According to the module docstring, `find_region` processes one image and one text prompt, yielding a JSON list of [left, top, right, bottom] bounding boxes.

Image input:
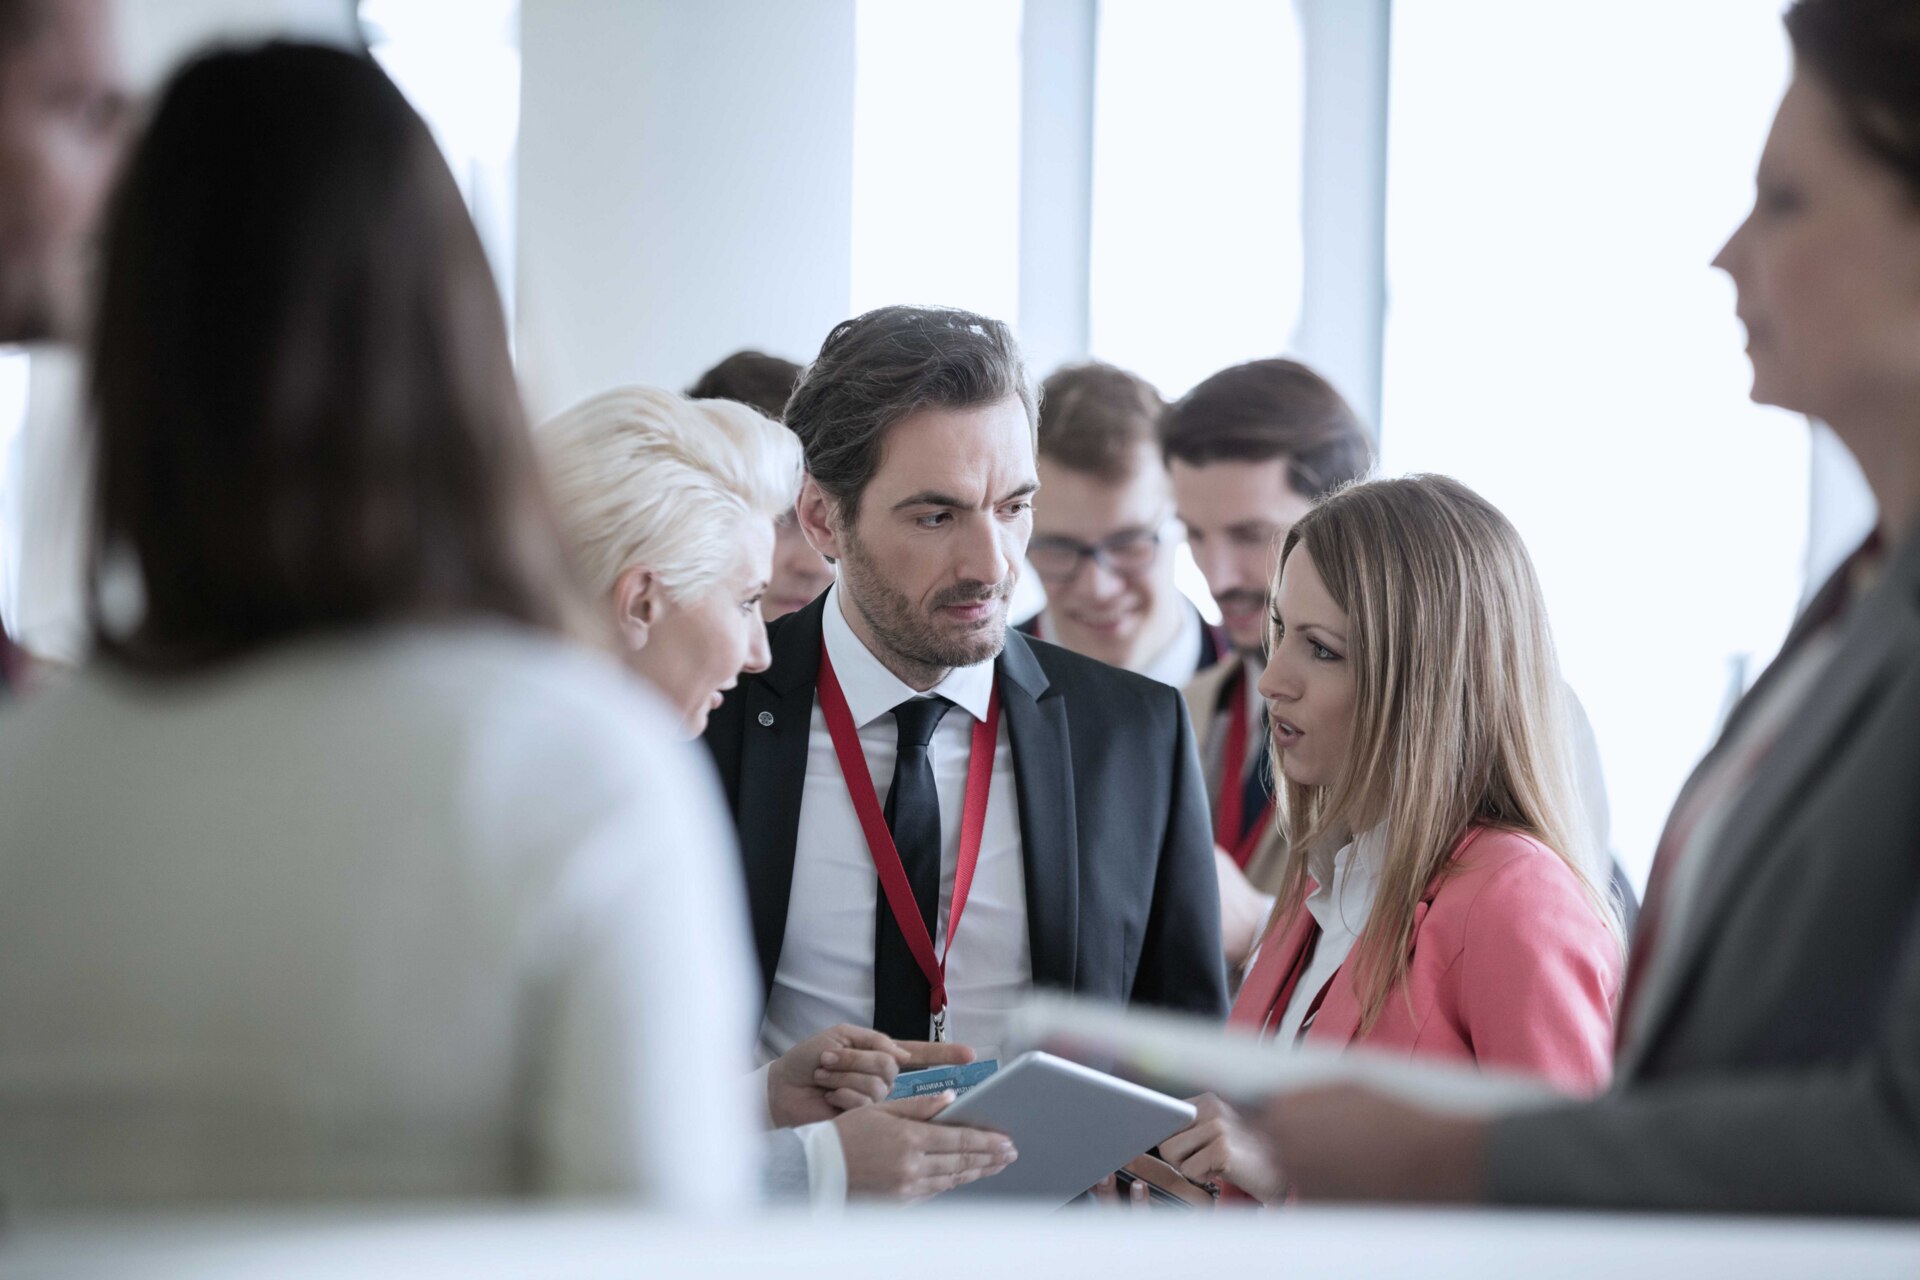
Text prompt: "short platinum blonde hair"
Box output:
[[538, 385, 804, 600]]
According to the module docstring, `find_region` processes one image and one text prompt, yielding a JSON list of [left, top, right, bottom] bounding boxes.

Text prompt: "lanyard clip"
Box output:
[[931, 1006, 948, 1044]]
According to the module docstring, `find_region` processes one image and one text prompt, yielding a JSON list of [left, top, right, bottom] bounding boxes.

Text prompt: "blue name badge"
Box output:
[[888, 1058, 999, 1101]]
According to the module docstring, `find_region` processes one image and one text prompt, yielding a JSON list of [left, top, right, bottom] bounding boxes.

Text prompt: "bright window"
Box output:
[[1087, 0, 1305, 399], [1380, 1, 1806, 886], [361, 0, 521, 315], [851, 0, 1023, 323]]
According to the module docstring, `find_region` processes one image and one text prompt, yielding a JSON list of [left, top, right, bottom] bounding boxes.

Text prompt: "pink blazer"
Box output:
[[1228, 826, 1621, 1096]]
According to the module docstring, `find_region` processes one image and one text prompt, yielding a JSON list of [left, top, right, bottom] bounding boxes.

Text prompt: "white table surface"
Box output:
[[4, 1204, 1917, 1279]]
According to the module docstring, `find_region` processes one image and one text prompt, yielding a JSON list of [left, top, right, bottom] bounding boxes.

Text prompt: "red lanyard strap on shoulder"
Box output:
[[818, 647, 999, 1018]]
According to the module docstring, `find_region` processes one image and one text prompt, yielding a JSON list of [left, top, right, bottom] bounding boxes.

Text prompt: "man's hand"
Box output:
[[1157, 1092, 1284, 1202], [835, 1092, 1017, 1200], [1258, 1085, 1487, 1202], [1215, 848, 1274, 970], [767, 1024, 976, 1127]]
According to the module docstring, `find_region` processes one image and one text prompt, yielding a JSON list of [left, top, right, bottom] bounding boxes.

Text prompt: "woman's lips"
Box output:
[[1272, 717, 1304, 748]]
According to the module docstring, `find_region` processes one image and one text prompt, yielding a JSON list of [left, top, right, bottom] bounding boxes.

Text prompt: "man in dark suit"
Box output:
[[706, 306, 1226, 1085]]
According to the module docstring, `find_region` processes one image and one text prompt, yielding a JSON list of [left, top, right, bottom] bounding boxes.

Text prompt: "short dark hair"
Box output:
[[1785, 0, 1920, 201], [785, 305, 1035, 517], [87, 42, 581, 672], [1160, 357, 1372, 501], [686, 349, 803, 420], [1037, 362, 1166, 484]]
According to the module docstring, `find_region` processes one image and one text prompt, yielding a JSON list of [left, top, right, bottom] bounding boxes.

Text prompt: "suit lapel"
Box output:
[[1620, 534, 1920, 1078], [735, 595, 825, 998], [997, 629, 1079, 992]]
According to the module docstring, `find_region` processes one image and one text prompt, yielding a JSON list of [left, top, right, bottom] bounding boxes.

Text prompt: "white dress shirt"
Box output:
[[758, 585, 1032, 1064], [1030, 602, 1203, 689], [0, 624, 760, 1212]]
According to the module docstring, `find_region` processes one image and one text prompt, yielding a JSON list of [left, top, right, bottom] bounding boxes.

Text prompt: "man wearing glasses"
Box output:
[[1020, 362, 1227, 687]]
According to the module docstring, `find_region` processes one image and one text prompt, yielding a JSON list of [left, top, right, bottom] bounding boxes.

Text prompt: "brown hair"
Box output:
[[687, 349, 803, 421], [1786, 0, 1920, 201], [1160, 358, 1372, 500], [1037, 362, 1166, 484], [1269, 475, 1619, 1032], [785, 305, 1035, 519], [87, 42, 583, 672]]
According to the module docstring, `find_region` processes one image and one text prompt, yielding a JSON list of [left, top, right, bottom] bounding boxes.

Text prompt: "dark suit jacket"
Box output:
[[704, 593, 1228, 1024], [1488, 525, 1920, 1215]]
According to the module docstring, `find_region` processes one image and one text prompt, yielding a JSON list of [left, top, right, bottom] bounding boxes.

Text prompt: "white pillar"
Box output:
[[1290, 0, 1390, 432], [1017, 0, 1096, 378], [516, 0, 857, 418]]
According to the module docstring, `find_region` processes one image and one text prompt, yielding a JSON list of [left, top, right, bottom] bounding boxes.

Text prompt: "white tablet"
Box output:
[[932, 1050, 1198, 1205]]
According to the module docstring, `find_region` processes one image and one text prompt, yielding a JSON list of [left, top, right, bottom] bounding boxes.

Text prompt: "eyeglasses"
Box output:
[[1027, 522, 1177, 585]]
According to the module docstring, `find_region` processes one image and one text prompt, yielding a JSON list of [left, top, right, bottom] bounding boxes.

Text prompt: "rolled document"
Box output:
[[1004, 994, 1564, 1116]]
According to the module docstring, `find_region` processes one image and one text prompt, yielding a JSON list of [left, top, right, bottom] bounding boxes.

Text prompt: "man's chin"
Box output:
[[925, 610, 1008, 668]]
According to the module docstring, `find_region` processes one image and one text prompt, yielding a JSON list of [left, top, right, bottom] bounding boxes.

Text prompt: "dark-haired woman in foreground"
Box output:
[[0, 44, 757, 1209], [1258, 0, 1920, 1216]]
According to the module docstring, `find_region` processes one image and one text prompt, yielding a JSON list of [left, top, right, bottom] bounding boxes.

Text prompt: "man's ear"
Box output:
[[794, 474, 844, 565], [612, 564, 663, 651]]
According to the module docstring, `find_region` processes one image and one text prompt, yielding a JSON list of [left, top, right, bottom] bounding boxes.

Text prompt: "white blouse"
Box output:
[[0, 624, 759, 1212], [1265, 827, 1388, 1045]]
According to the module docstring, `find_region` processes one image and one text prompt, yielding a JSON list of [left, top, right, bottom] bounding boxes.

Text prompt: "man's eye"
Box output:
[[916, 513, 949, 529]]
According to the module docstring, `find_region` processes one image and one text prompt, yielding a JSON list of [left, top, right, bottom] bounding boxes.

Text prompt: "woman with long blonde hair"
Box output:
[[1159, 474, 1622, 1201]]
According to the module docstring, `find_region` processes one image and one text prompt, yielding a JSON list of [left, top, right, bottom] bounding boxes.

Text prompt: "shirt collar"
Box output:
[[1033, 603, 1203, 690], [822, 584, 997, 728], [1305, 825, 1388, 939], [1140, 602, 1204, 688]]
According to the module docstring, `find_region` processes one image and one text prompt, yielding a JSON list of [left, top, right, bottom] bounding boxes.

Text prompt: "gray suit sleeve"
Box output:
[[1486, 903, 1920, 1216]]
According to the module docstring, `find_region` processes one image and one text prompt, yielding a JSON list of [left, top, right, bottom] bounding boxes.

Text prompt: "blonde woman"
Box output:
[[538, 385, 1013, 1202], [1159, 474, 1621, 1201], [540, 386, 802, 737]]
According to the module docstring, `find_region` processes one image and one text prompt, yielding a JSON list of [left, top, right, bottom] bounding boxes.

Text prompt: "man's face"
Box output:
[[804, 396, 1036, 681], [0, 0, 127, 343], [1170, 455, 1313, 654], [1030, 446, 1179, 671]]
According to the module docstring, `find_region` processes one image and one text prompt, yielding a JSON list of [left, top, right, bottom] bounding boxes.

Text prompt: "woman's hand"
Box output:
[[1089, 1171, 1150, 1207], [835, 1092, 1017, 1200], [767, 1024, 975, 1127], [1158, 1092, 1286, 1202]]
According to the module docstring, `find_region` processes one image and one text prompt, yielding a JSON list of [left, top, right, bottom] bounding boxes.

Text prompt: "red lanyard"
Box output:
[[818, 648, 1000, 1034], [1215, 665, 1275, 869]]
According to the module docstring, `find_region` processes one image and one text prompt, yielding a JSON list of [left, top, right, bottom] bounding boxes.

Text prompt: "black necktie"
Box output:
[[1239, 706, 1272, 845], [873, 695, 953, 1040]]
